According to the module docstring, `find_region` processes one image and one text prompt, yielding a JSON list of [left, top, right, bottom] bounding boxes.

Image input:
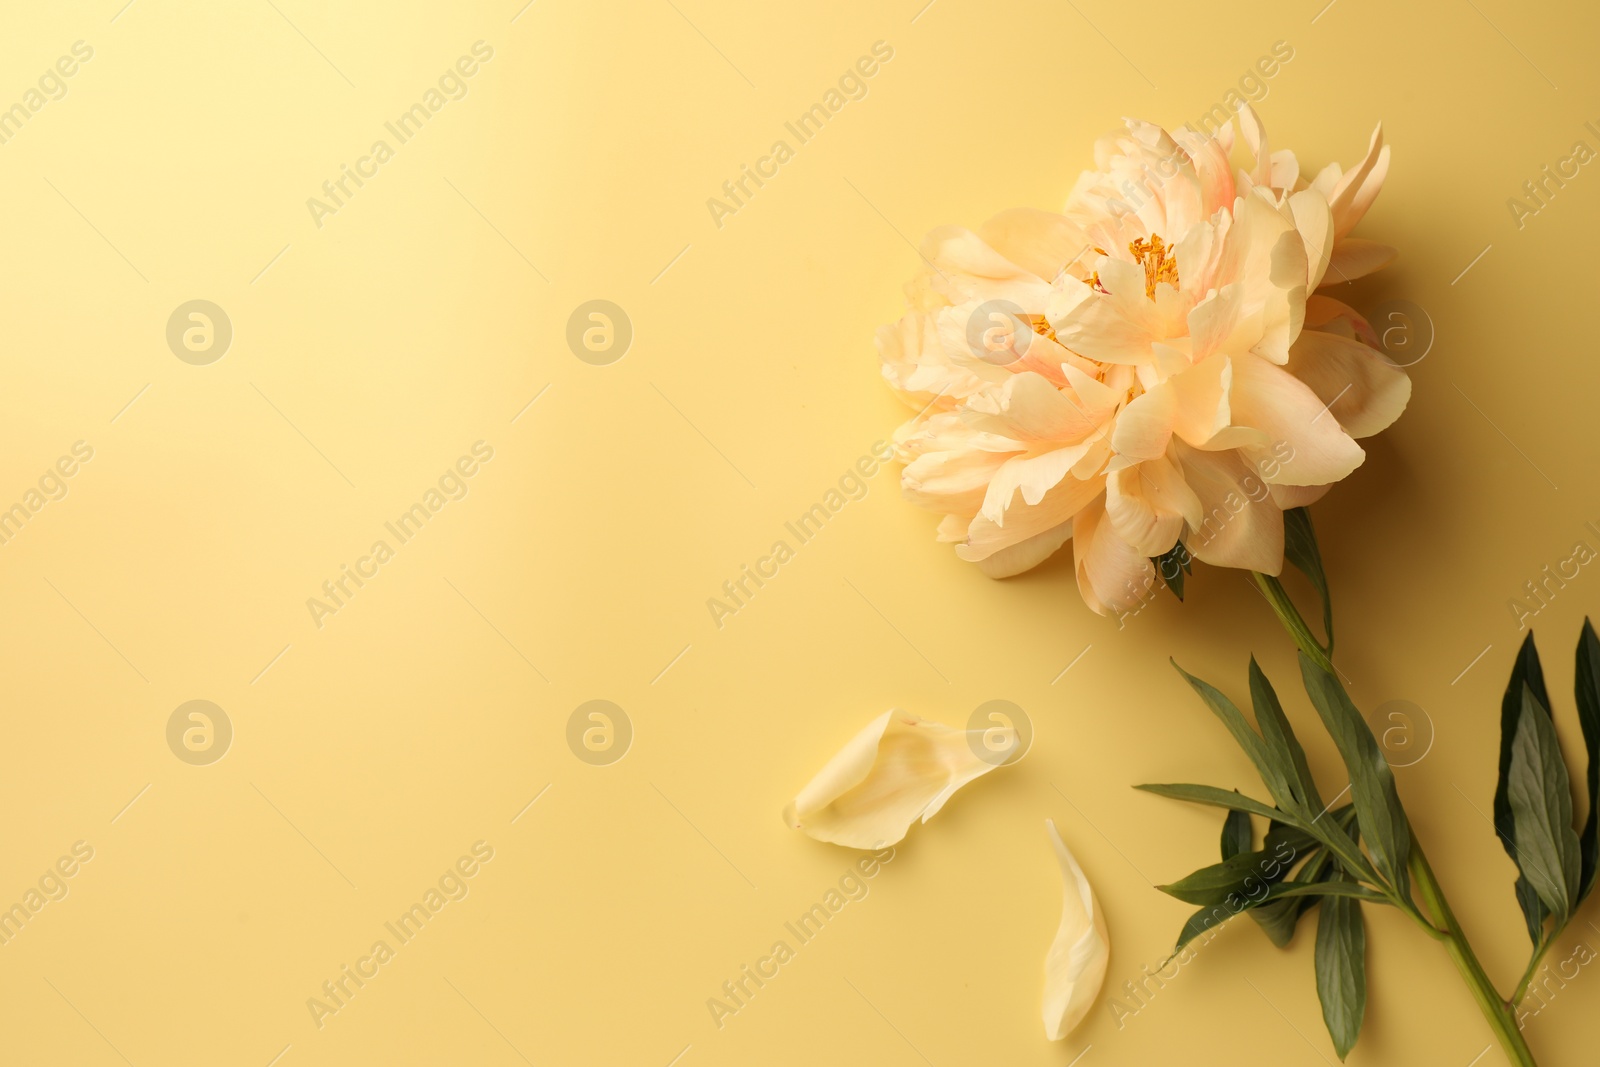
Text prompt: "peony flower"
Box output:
[[782, 710, 1011, 848], [877, 106, 1409, 615], [1043, 819, 1110, 1039]]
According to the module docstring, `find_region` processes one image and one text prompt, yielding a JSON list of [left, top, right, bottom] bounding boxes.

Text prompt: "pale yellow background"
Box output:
[[1, 0, 1597, 1064]]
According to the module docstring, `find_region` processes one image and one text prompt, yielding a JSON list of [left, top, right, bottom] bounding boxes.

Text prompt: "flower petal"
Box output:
[[1227, 352, 1366, 486], [1043, 819, 1111, 1041], [1174, 444, 1286, 574], [1323, 238, 1397, 286], [1106, 454, 1201, 556], [783, 711, 1008, 849], [1329, 124, 1389, 240], [973, 521, 1073, 578], [1285, 329, 1411, 438], [1073, 496, 1154, 615]]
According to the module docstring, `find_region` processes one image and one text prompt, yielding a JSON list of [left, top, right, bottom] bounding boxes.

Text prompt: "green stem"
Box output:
[[1411, 848, 1538, 1067], [1512, 936, 1555, 1006], [1250, 570, 1539, 1067]]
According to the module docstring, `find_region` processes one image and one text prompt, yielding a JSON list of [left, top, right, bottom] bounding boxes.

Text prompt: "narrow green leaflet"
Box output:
[[1283, 507, 1333, 653], [1315, 884, 1367, 1060], [1507, 684, 1582, 924], [1221, 808, 1253, 861], [1134, 783, 1283, 821], [1250, 656, 1323, 816], [1575, 619, 1600, 902], [1495, 632, 1552, 942], [1157, 848, 1294, 906], [1171, 661, 1297, 812], [1154, 541, 1193, 601], [1298, 653, 1411, 895], [1169, 865, 1381, 956]]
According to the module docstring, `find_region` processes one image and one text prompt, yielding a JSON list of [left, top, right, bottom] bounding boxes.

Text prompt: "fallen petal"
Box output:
[[1044, 819, 1111, 1040], [783, 711, 1011, 849]]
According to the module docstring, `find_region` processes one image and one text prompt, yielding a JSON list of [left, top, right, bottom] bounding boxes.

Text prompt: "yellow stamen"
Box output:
[[1023, 314, 1058, 344], [1128, 234, 1179, 299]]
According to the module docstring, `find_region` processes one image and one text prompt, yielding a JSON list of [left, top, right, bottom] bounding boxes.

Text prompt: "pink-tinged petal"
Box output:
[[974, 521, 1073, 578], [1174, 444, 1285, 574], [1329, 124, 1389, 240], [978, 208, 1093, 283], [1106, 455, 1202, 555], [1073, 496, 1154, 615], [1323, 238, 1397, 286], [1288, 190, 1335, 289], [1304, 295, 1380, 347], [959, 474, 1105, 564], [1227, 352, 1366, 485], [1171, 125, 1236, 215], [1285, 329, 1411, 438]]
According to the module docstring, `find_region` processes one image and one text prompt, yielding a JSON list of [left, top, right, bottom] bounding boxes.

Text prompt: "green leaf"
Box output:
[[1250, 844, 1332, 948], [1157, 847, 1294, 906], [1221, 809, 1252, 861], [1153, 541, 1192, 601], [1507, 683, 1582, 924], [1173, 905, 1227, 956], [1171, 661, 1297, 812], [1298, 653, 1411, 896], [1315, 884, 1367, 1059], [1250, 656, 1323, 816], [1135, 783, 1283, 821], [1260, 880, 1387, 904], [1496, 632, 1552, 943], [1575, 619, 1600, 902], [1283, 507, 1333, 653]]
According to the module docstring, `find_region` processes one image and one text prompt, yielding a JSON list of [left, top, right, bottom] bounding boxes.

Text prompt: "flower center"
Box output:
[[1129, 234, 1179, 299], [1023, 314, 1058, 344]]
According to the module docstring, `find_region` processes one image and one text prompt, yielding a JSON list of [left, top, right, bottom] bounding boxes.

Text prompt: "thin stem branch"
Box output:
[[1249, 568, 1539, 1067]]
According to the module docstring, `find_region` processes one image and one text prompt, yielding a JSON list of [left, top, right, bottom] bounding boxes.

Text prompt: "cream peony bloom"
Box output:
[[1044, 819, 1110, 1040], [878, 107, 1408, 615], [783, 710, 1011, 848]]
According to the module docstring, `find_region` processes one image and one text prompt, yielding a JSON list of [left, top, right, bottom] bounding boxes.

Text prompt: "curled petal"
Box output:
[[977, 207, 1093, 283], [1228, 352, 1366, 486], [1106, 455, 1201, 556], [1175, 444, 1285, 574], [1329, 124, 1389, 240], [1285, 329, 1411, 438], [973, 521, 1073, 578], [1073, 497, 1154, 615], [783, 711, 1009, 849], [1043, 820, 1111, 1041], [1323, 238, 1397, 286]]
